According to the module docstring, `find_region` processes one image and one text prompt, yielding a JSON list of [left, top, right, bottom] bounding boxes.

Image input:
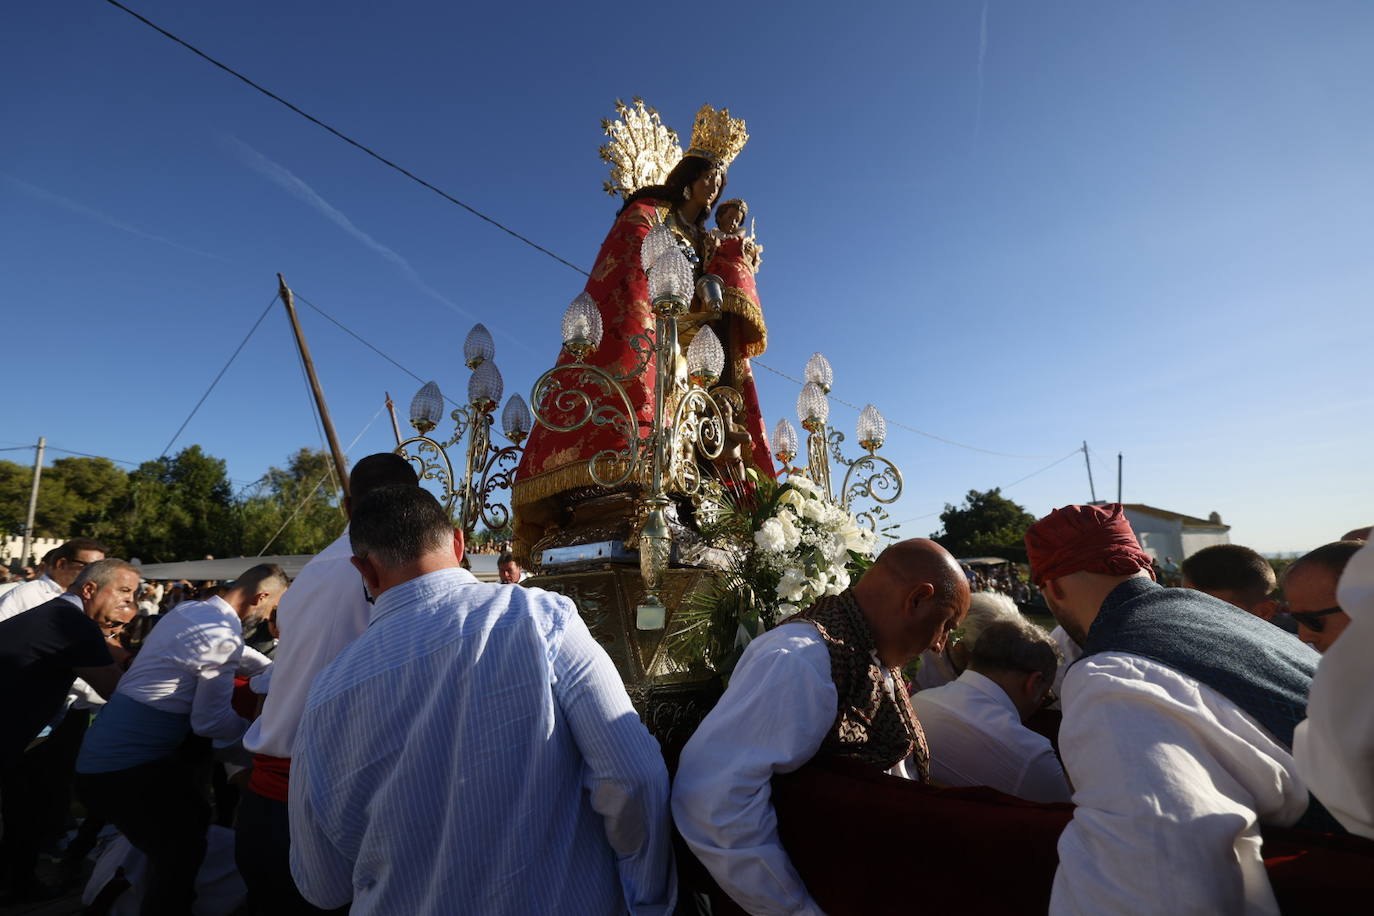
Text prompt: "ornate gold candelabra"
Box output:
[[527, 223, 728, 629], [398, 324, 532, 541], [779, 352, 904, 536]]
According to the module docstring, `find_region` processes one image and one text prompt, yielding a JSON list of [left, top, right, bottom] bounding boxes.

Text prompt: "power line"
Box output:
[[45, 446, 142, 467], [999, 447, 1083, 490], [160, 293, 278, 457], [100, 0, 589, 277], [103, 0, 1065, 462], [293, 293, 465, 408], [751, 361, 1060, 459], [293, 294, 425, 385], [254, 405, 384, 555], [1, 442, 141, 467], [889, 446, 1083, 530]]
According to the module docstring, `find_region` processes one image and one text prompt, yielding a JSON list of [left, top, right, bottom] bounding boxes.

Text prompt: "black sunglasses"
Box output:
[[1287, 606, 1343, 633]]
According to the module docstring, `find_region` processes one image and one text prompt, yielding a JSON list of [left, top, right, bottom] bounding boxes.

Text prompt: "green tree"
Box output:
[[0, 445, 355, 562], [0, 457, 130, 545], [124, 446, 241, 562], [41, 457, 130, 545], [931, 488, 1037, 560], [0, 460, 33, 536], [239, 448, 345, 556]]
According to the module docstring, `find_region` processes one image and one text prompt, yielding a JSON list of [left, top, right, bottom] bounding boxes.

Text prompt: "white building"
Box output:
[[1122, 504, 1230, 561], [2, 535, 65, 569]]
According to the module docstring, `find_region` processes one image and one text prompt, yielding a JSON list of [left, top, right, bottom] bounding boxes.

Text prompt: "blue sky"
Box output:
[[3, 1, 1370, 555]]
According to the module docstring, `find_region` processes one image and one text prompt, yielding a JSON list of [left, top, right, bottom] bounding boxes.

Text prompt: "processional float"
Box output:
[[388, 102, 1374, 915], [395, 99, 902, 750]]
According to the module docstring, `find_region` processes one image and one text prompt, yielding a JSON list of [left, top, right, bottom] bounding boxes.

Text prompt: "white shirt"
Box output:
[[0, 573, 61, 621], [1052, 652, 1309, 916], [914, 646, 957, 690], [673, 622, 914, 916], [1294, 538, 1374, 839], [913, 669, 1071, 803], [244, 530, 369, 759], [107, 594, 251, 742], [290, 568, 675, 915], [1048, 625, 1082, 706]]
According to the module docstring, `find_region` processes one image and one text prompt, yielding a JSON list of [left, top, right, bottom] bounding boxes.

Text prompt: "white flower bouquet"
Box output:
[[668, 471, 879, 675]]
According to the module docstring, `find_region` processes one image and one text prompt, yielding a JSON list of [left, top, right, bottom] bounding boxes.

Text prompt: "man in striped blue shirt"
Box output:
[[289, 485, 676, 914]]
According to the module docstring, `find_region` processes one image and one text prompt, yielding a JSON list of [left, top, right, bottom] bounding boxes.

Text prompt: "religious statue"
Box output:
[[706, 198, 762, 273], [512, 100, 775, 566]]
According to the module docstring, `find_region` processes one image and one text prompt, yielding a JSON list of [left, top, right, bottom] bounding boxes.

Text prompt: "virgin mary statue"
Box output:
[[512, 100, 775, 565]]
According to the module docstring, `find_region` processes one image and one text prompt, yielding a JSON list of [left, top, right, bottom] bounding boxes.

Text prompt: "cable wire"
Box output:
[[751, 361, 1059, 459], [293, 293, 476, 408], [255, 406, 383, 555], [160, 293, 278, 457], [888, 446, 1083, 530], [45, 446, 142, 467], [101, 0, 1070, 463], [101, 0, 589, 277]]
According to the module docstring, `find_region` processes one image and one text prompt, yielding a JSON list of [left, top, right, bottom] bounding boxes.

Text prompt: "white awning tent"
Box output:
[[134, 553, 500, 583], [133, 556, 314, 581]]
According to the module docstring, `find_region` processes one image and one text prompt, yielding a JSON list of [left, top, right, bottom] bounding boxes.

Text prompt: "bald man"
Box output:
[[673, 539, 970, 916]]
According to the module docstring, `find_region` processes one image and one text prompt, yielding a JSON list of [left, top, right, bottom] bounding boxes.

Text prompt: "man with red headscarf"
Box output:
[[1025, 504, 1333, 916]]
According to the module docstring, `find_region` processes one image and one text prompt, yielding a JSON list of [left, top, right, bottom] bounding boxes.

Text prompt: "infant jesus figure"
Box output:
[[708, 199, 762, 273]]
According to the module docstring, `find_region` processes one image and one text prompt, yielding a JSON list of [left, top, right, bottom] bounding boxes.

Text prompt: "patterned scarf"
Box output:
[[784, 591, 930, 779]]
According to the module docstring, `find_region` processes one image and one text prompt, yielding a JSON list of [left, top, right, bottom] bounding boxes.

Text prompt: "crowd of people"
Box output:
[[464, 537, 513, 555], [960, 560, 1036, 605], [0, 473, 1370, 914]]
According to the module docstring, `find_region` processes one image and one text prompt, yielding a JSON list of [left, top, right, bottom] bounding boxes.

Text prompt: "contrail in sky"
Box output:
[[974, 1, 989, 142], [225, 134, 526, 351], [2, 173, 230, 262]]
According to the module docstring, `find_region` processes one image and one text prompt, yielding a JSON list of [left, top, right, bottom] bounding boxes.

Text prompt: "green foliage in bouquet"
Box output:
[[666, 470, 879, 677]]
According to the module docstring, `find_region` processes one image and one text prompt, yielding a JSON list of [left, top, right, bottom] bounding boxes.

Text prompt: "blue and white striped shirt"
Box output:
[[289, 566, 676, 915]]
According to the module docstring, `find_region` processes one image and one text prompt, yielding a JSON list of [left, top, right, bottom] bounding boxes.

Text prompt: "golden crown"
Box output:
[[686, 104, 748, 170], [598, 98, 683, 199]]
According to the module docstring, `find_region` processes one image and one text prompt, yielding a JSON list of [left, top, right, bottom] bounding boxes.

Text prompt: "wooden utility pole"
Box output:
[[1117, 452, 1123, 504], [279, 275, 351, 502], [1082, 440, 1098, 504], [385, 392, 403, 445], [20, 436, 45, 567]]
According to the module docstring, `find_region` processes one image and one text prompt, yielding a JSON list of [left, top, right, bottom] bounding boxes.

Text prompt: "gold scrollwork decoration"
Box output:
[[827, 427, 854, 468], [472, 443, 524, 531], [615, 329, 658, 383], [665, 386, 724, 495], [397, 435, 458, 515], [438, 408, 472, 452], [530, 360, 649, 491], [840, 454, 903, 533]]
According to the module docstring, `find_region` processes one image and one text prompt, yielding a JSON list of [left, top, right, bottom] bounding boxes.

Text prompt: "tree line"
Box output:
[[0, 446, 347, 564], [1, 450, 1038, 568]]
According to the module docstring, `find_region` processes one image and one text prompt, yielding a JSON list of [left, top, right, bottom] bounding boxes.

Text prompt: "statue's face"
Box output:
[[717, 204, 742, 234], [688, 168, 723, 210]]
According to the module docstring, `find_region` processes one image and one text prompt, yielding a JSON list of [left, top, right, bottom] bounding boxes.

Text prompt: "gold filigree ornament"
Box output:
[[600, 98, 684, 199], [686, 104, 749, 171]]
